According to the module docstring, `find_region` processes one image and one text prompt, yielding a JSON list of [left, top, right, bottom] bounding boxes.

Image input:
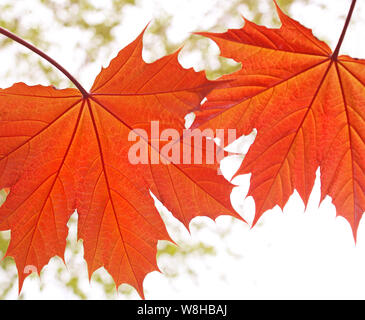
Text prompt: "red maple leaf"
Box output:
[[195, 1, 365, 237], [0, 27, 239, 297]]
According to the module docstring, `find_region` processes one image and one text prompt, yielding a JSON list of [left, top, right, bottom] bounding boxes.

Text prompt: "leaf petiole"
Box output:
[[0, 26, 89, 98], [332, 0, 357, 60]]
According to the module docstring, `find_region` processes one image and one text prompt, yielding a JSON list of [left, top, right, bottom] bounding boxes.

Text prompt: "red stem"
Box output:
[[0, 26, 89, 98], [332, 0, 357, 60], [0, 0, 357, 91]]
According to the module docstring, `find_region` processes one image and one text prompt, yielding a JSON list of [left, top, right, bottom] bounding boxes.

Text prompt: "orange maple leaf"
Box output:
[[195, 1, 365, 237], [0, 28, 239, 297]]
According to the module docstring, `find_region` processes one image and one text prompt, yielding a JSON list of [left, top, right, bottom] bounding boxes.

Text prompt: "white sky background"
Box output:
[[0, 0, 365, 299]]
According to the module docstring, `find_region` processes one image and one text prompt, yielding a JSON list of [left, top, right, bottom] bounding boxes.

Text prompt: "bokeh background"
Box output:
[[0, 0, 365, 299]]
